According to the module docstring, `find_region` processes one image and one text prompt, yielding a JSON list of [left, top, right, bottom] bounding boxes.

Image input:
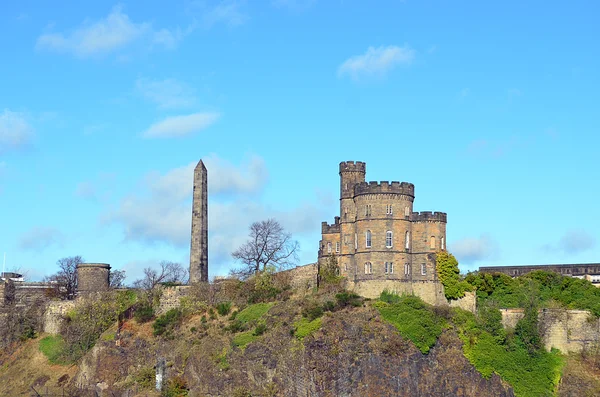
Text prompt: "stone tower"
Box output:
[[190, 159, 208, 283], [76, 263, 110, 296]]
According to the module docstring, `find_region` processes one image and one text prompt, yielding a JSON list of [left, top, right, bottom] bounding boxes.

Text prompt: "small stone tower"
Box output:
[[190, 159, 208, 283], [76, 263, 110, 296]]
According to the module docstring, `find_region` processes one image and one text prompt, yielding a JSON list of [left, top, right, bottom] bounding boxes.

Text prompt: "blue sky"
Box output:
[[1, 0, 598, 282]]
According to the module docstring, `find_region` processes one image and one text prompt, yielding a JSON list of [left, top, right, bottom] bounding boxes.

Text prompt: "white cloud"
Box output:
[[451, 234, 497, 264], [544, 230, 596, 254], [105, 155, 327, 275], [203, 1, 248, 28], [35, 5, 183, 57], [18, 226, 66, 252], [135, 78, 197, 109], [0, 109, 34, 153], [337, 45, 415, 80], [142, 112, 220, 138]]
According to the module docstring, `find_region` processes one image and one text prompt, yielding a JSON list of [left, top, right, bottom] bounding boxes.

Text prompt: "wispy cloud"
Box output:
[[451, 234, 498, 264], [35, 5, 185, 57], [135, 78, 197, 109], [0, 109, 34, 153], [203, 1, 248, 28], [18, 226, 66, 252], [142, 112, 220, 138], [543, 230, 596, 255], [337, 45, 415, 80]]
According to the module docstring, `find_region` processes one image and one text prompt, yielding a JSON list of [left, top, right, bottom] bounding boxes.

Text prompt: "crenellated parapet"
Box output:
[[322, 216, 341, 234], [339, 161, 366, 174], [411, 211, 447, 223], [354, 181, 415, 197]]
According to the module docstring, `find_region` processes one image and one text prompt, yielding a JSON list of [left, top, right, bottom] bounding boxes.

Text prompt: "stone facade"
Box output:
[[190, 160, 208, 283], [77, 263, 110, 296], [500, 308, 600, 353], [43, 300, 76, 335], [157, 286, 191, 315], [319, 161, 447, 301]]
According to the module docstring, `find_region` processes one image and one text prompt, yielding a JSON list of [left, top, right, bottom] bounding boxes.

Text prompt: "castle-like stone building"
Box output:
[[318, 161, 450, 302]]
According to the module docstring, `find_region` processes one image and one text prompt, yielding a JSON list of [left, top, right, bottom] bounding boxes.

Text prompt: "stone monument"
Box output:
[[189, 159, 208, 282]]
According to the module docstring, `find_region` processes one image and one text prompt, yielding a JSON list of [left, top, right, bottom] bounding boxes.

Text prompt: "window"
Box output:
[[365, 204, 372, 216], [327, 242, 332, 253], [404, 206, 410, 217], [421, 263, 427, 276], [386, 204, 393, 215], [405, 231, 410, 249], [404, 263, 410, 275], [364, 262, 372, 274], [430, 236, 436, 249], [355, 233, 358, 249], [344, 263, 348, 272], [386, 231, 393, 248], [335, 242, 340, 253], [366, 230, 372, 248], [441, 237, 445, 250], [385, 262, 394, 274]]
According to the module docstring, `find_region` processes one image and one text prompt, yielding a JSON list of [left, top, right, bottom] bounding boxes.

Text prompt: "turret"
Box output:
[[339, 161, 366, 199]]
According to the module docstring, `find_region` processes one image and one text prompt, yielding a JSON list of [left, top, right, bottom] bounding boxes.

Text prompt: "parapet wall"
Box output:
[[354, 181, 415, 197], [339, 161, 366, 174], [321, 217, 341, 234], [282, 263, 319, 291], [500, 308, 600, 353], [157, 286, 191, 315], [410, 211, 447, 222]]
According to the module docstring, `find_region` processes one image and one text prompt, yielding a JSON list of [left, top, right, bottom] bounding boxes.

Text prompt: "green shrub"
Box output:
[[302, 300, 324, 321], [436, 251, 472, 300], [233, 330, 257, 349], [253, 322, 267, 336], [322, 300, 335, 312], [216, 301, 232, 316], [335, 291, 362, 308], [153, 309, 183, 337], [225, 319, 246, 333], [133, 366, 155, 389], [39, 336, 66, 365], [134, 303, 155, 323], [294, 317, 322, 340], [163, 375, 189, 397], [376, 293, 444, 354]]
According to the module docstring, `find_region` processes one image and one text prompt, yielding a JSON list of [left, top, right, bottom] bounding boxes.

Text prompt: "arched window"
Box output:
[[364, 262, 372, 274], [366, 230, 372, 248], [405, 231, 410, 249], [430, 236, 436, 249], [386, 231, 393, 248], [327, 242, 332, 253]]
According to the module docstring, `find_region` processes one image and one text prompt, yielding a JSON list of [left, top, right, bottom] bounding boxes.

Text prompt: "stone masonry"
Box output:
[[190, 160, 208, 283], [319, 161, 447, 301], [77, 263, 110, 296]]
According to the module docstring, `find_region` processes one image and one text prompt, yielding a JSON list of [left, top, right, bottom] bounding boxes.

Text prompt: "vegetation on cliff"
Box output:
[[436, 251, 473, 300]]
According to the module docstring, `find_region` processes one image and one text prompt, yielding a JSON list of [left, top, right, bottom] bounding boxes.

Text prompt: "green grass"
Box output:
[[233, 331, 257, 349], [236, 302, 274, 324], [453, 308, 563, 397], [294, 317, 322, 340], [375, 294, 444, 354], [39, 335, 66, 364]]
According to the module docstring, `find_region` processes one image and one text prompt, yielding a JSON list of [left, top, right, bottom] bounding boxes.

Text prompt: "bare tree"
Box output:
[[133, 261, 188, 291], [45, 256, 84, 300], [231, 218, 299, 279], [109, 269, 127, 289]]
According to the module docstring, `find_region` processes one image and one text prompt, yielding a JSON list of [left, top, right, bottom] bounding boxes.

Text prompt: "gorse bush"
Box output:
[[375, 293, 444, 354], [153, 309, 183, 337], [216, 301, 232, 316]]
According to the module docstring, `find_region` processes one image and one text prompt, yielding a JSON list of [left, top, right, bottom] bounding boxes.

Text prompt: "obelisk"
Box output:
[[189, 160, 208, 282]]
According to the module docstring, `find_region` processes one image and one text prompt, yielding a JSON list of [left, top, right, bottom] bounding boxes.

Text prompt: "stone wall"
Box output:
[[500, 308, 600, 353], [157, 286, 190, 315], [43, 301, 76, 335]]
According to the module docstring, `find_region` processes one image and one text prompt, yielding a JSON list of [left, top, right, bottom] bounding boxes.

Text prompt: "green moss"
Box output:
[[236, 302, 274, 324], [375, 294, 444, 354], [39, 336, 67, 365], [233, 331, 257, 349], [294, 317, 322, 340]]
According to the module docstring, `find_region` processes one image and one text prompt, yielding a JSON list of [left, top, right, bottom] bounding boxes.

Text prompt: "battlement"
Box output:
[[410, 211, 447, 222], [354, 181, 415, 197], [322, 216, 341, 234], [339, 161, 366, 174]]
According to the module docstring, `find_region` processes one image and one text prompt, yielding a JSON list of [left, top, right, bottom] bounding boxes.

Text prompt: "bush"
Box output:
[[134, 303, 155, 323], [335, 291, 362, 308], [375, 293, 444, 354], [133, 366, 155, 389], [163, 375, 189, 397], [294, 317, 322, 340], [216, 301, 232, 316], [233, 331, 257, 349], [253, 323, 267, 336], [153, 309, 183, 337], [436, 251, 472, 300], [302, 300, 324, 321]]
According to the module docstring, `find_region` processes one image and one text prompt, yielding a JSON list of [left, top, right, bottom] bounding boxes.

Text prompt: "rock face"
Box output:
[[76, 303, 514, 397]]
